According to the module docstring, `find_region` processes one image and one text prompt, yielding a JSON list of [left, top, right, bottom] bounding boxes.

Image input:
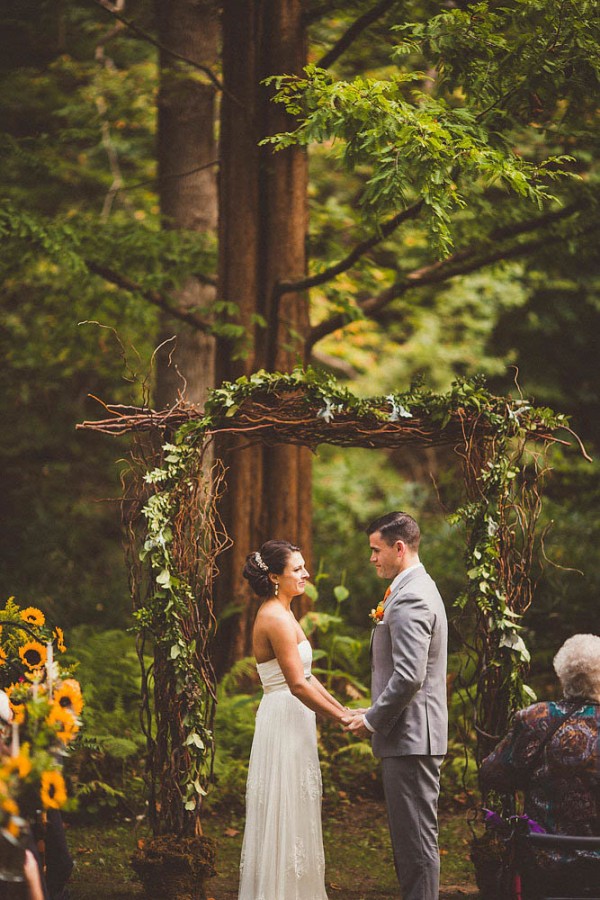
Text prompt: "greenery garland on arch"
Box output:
[[83, 365, 583, 836]]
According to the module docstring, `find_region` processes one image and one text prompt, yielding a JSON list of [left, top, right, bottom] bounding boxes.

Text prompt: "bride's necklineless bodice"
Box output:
[[256, 639, 312, 692]]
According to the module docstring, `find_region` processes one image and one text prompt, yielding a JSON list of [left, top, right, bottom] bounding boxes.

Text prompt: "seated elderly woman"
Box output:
[[480, 633, 600, 895]]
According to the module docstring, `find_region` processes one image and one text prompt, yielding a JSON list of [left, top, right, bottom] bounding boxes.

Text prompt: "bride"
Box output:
[[237, 540, 348, 900]]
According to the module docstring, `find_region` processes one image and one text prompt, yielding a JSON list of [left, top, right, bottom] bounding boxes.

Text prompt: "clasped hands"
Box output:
[[340, 706, 371, 739]]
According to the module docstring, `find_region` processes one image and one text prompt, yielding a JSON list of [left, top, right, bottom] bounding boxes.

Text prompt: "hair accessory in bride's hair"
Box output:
[[254, 551, 269, 572]]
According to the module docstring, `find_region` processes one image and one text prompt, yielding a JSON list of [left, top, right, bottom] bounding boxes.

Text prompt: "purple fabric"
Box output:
[[483, 808, 547, 834]]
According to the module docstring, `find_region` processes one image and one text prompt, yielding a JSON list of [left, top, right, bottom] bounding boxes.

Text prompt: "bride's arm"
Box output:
[[308, 673, 347, 712], [269, 618, 347, 723]]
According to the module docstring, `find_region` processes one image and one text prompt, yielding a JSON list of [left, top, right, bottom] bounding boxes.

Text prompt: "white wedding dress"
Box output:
[[238, 639, 329, 900]]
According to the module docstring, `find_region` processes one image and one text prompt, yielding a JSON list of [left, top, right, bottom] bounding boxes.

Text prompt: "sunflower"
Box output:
[[5, 685, 26, 725], [24, 669, 46, 687], [1, 798, 18, 818], [54, 626, 67, 653], [54, 679, 84, 716], [18, 641, 46, 670], [0, 746, 32, 780], [0, 796, 21, 837], [47, 705, 79, 744], [40, 770, 67, 810], [20, 607, 46, 627], [6, 815, 21, 839], [0, 647, 6, 667], [10, 704, 25, 725]]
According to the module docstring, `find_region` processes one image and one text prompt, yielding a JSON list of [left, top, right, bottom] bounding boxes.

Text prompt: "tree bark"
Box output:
[[150, 0, 219, 838], [214, 0, 312, 673], [154, 0, 219, 411]]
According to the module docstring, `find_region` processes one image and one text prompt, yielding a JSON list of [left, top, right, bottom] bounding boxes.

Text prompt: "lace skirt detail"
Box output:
[[238, 690, 328, 900]]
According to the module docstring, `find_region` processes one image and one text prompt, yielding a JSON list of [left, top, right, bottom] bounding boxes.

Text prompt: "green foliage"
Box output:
[[63, 627, 148, 816], [520, 453, 600, 652], [313, 445, 467, 621], [300, 570, 370, 697], [137, 446, 220, 812], [208, 658, 261, 810], [265, 59, 572, 253], [403, 0, 600, 133]]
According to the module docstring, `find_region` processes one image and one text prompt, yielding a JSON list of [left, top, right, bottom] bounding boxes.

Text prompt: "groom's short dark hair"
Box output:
[[366, 511, 420, 550]]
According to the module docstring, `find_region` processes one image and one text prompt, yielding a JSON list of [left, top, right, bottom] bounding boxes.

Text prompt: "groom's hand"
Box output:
[[345, 715, 370, 738]]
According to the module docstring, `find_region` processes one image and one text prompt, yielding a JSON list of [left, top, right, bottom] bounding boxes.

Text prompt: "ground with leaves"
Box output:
[[65, 799, 479, 899]]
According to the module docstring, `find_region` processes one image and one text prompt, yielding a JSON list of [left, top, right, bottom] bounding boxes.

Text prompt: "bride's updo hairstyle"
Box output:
[[243, 540, 300, 598]]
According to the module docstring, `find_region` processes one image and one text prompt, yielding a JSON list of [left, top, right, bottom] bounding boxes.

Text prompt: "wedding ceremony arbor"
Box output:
[[80, 367, 583, 897]]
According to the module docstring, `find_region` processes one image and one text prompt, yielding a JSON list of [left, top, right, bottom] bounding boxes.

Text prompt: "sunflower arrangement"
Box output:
[[0, 597, 82, 854], [0, 597, 67, 683]]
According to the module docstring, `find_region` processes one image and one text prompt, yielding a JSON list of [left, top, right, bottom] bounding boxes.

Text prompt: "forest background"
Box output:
[[0, 0, 599, 834]]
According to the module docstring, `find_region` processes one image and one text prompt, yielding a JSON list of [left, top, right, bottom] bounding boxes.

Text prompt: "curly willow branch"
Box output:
[[122, 432, 231, 837], [455, 427, 553, 790]]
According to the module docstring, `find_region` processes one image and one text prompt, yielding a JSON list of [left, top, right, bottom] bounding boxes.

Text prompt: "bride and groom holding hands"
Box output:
[[237, 511, 448, 900]]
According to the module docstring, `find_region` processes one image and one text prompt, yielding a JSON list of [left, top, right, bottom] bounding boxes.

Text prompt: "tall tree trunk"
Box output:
[[154, 0, 218, 411], [151, 0, 219, 838], [214, 0, 312, 672]]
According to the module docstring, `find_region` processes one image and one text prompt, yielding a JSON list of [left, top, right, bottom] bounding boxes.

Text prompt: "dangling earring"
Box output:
[[274, 581, 279, 598]]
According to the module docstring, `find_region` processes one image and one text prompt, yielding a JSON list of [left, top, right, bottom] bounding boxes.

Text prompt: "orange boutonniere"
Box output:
[[369, 603, 385, 624]]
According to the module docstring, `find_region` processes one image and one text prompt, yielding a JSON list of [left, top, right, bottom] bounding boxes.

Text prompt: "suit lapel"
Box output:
[[370, 565, 425, 653]]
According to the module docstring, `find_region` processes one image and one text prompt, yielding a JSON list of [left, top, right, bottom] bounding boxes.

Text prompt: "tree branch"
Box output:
[[277, 200, 424, 295], [86, 260, 211, 331], [406, 201, 583, 283], [307, 217, 598, 349], [119, 160, 220, 195], [316, 0, 401, 69], [93, 0, 225, 93]]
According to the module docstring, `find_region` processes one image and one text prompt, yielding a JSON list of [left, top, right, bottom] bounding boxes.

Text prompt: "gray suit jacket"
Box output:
[[366, 565, 448, 758]]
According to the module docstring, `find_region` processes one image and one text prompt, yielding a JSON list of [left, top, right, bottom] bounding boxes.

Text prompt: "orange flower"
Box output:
[[369, 603, 385, 624], [1, 746, 32, 779], [6, 816, 21, 839], [18, 641, 46, 670], [40, 770, 67, 809], [54, 680, 83, 716], [1, 798, 19, 817], [20, 607, 46, 627], [0, 647, 6, 667], [47, 705, 79, 744], [6, 685, 26, 725], [1, 796, 21, 838], [10, 704, 25, 725], [54, 627, 67, 653]]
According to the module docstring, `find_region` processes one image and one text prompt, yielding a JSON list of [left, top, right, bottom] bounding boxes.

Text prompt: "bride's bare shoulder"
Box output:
[[254, 602, 297, 642], [255, 601, 290, 628]]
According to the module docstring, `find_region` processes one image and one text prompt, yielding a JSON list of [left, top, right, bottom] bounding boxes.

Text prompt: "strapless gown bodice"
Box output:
[[256, 639, 312, 693]]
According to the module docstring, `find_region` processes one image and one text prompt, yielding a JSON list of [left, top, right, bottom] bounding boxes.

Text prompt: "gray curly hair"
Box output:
[[553, 633, 600, 701]]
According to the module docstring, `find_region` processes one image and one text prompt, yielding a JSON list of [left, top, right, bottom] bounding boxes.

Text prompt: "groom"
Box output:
[[346, 511, 448, 900]]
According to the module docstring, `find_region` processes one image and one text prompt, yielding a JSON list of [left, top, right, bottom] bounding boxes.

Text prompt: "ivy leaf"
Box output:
[[499, 631, 530, 662], [333, 585, 350, 603], [156, 568, 171, 588]]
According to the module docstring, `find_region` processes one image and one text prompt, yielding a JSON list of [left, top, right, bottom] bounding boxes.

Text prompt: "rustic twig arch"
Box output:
[[80, 366, 583, 844]]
